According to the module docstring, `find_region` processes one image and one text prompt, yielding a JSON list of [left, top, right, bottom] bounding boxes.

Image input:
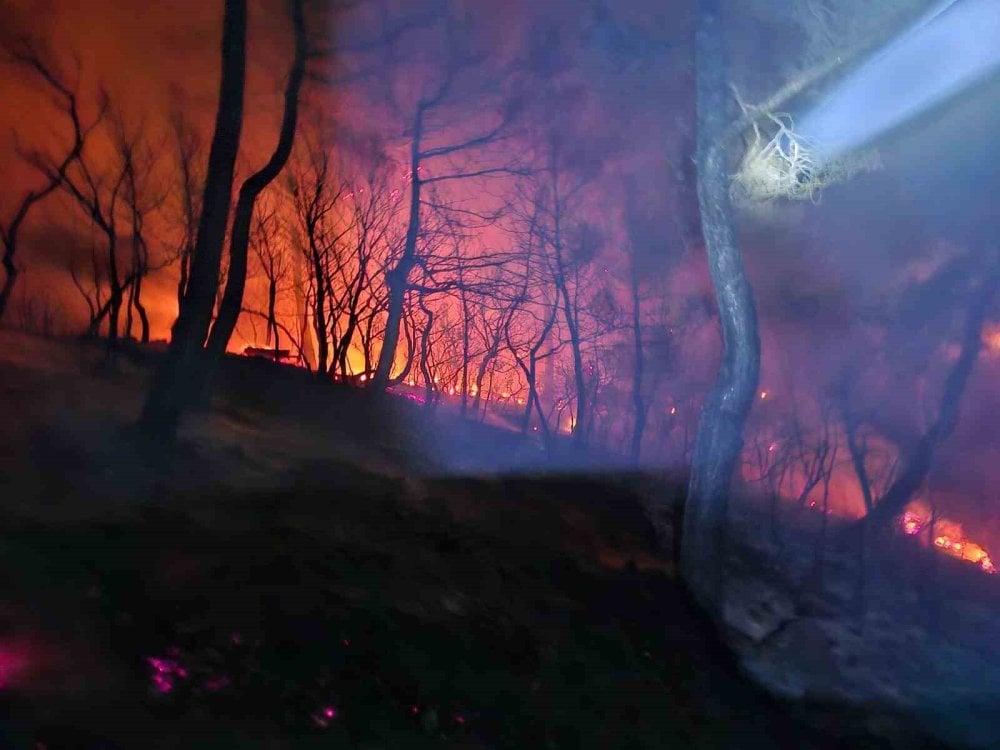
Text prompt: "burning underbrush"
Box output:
[[721, 483, 1000, 749], [901, 502, 997, 575]]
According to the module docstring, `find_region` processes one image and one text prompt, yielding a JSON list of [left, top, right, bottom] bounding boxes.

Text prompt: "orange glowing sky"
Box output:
[[0, 0, 316, 341]]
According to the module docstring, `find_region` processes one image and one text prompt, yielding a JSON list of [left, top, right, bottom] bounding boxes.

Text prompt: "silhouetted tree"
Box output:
[[55, 105, 145, 348], [0, 39, 93, 324], [168, 109, 203, 311], [115, 116, 163, 344], [366, 4, 523, 390], [205, 0, 308, 360], [841, 257, 1000, 533], [249, 198, 288, 360], [140, 0, 248, 437]]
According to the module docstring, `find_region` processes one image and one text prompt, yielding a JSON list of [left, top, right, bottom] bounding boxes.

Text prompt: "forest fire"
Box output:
[[900, 506, 997, 575]]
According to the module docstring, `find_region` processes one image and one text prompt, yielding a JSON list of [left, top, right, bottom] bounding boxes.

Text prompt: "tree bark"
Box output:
[[679, 0, 761, 613], [139, 0, 248, 438]]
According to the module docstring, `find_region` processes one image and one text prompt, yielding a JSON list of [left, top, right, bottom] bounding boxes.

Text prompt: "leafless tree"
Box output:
[[290, 141, 345, 375], [52, 101, 142, 348], [140, 0, 248, 437], [0, 38, 100, 323], [365, 4, 525, 391], [839, 256, 999, 535], [331, 159, 402, 379], [205, 0, 308, 362], [622, 178, 678, 462], [249, 197, 289, 359], [167, 109, 203, 311], [116, 116, 166, 344], [534, 145, 599, 448], [502, 203, 563, 439]]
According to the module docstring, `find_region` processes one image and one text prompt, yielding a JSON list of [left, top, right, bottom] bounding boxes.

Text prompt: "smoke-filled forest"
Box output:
[[1, 0, 1000, 747]]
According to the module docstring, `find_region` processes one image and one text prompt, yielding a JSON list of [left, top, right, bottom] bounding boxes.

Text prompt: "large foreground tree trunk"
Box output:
[[205, 0, 306, 362], [138, 0, 248, 438], [680, 0, 761, 613]]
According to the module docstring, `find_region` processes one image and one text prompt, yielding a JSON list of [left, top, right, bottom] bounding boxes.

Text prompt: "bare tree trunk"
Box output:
[[172, 112, 200, 312], [550, 196, 588, 447], [842, 405, 876, 514], [0, 46, 88, 324], [312, 275, 329, 375], [176, 253, 190, 312], [139, 0, 248, 438], [205, 0, 306, 362], [0, 224, 27, 325], [678, 0, 761, 613], [629, 252, 646, 462], [125, 160, 152, 344], [267, 278, 279, 358], [373, 109, 423, 391], [852, 262, 999, 533], [105, 231, 123, 346], [460, 284, 470, 416], [418, 298, 435, 407], [134, 276, 150, 343]]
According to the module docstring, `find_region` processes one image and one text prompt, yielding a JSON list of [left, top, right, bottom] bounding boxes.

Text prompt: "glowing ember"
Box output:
[[146, 653, 191, 694], [311, 705, 338, 728], [0, 643, 32, 689]]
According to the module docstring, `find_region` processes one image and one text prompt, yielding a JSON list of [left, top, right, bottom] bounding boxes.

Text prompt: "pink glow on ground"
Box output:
[[146, 654, 191, 694], [0, 643, 31, 688], [204, 674, 231, 692]]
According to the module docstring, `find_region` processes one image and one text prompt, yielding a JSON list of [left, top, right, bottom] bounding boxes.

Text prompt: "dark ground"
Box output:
[[0, 332, 962, 748]]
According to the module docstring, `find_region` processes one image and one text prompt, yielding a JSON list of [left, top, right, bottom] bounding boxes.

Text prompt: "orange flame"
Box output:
[[901, 506, 996, 575]]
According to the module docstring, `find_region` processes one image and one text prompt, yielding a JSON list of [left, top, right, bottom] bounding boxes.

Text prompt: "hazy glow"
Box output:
[[797, 0, 1000, 166]]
